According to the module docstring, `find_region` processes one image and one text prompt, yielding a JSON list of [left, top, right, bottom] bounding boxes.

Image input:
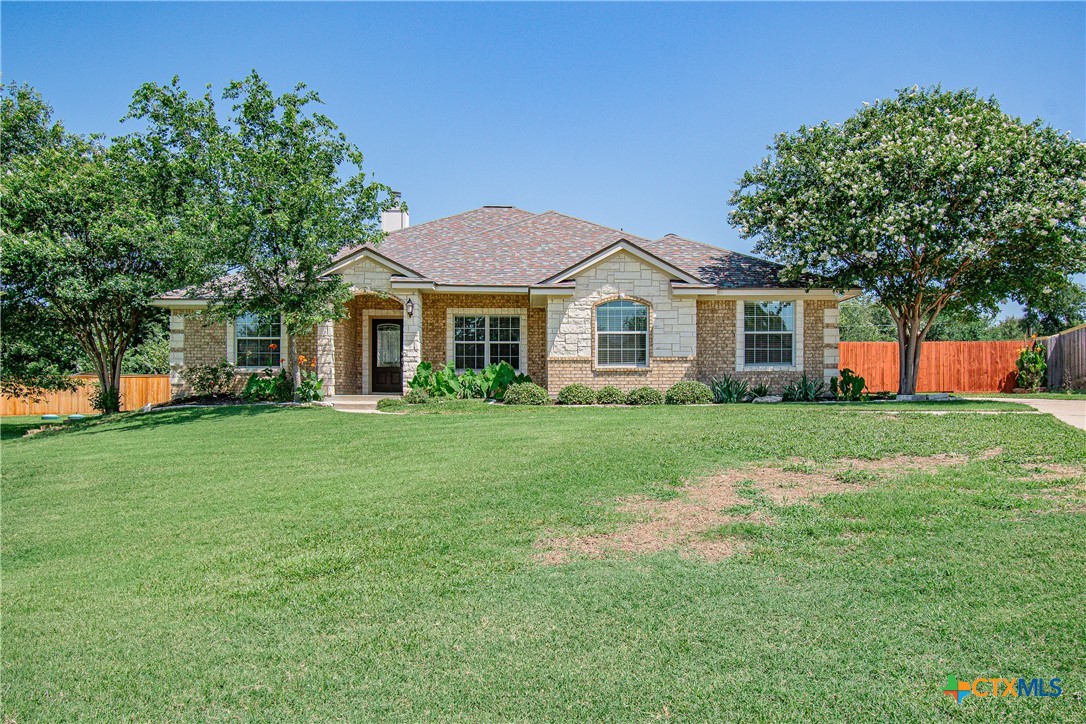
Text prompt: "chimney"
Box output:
[[381, 191, 409, 232]]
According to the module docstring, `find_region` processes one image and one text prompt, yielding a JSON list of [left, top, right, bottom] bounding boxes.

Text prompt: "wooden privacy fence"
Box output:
[[839, 340, 1026, 393], [1045, 323, 1086, 390], [0, 374, 172, 416]]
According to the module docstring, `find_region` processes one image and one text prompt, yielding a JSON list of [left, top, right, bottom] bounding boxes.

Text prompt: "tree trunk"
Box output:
[[288, 332, 301, 401], [897, 325, 923, 396]]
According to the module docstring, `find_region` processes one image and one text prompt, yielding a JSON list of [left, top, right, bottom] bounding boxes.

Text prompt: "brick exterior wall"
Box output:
[[170, 293, 839, 399], [420, 293, 547, 386], [169, 312, 229, 396], [547, 357, 695, 394], [693, 298, 839, 394]]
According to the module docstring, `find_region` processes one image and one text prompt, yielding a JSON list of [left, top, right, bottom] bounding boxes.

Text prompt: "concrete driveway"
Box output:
[[967, 397, 1086, 431]]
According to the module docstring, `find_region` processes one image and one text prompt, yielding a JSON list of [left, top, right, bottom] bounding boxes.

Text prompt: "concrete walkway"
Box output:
[[966, 397, 1086, 431]]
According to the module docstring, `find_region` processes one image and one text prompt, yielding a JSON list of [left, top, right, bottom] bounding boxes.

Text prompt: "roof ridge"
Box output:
[[540, 209, 653, 243], [393, 207, 542, 259]]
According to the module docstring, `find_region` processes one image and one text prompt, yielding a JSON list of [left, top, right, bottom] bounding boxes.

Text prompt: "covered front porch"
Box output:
[[314, 291, 421, 396]]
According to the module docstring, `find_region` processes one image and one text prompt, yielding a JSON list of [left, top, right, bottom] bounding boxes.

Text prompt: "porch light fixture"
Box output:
[[405, 298, 415, 318]]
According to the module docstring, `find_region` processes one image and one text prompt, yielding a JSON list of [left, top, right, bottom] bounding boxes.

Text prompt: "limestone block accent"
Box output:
[[402, 292, 422, 393], [316, 320, 336, 396], [335, 257, 394, 295], [821, 304, 841, 381], [547, 251, 697, 359], [169, 314, 185, 332]]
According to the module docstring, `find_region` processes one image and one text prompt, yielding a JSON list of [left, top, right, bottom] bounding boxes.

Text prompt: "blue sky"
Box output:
[[3, 2, 1084, 257]]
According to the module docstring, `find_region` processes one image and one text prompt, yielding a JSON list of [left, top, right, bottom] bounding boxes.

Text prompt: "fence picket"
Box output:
[[1, 375, 172, 416]]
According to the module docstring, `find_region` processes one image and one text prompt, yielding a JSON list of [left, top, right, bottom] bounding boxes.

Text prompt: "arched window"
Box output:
[[596, 300, 648, 367]]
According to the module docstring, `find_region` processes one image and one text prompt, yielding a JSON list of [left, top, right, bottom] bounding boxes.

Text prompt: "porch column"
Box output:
[[316, 319, 336, 396], [402, 292, 422, 394]]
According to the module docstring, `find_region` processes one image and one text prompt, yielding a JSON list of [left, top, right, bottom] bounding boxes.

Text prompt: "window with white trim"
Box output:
[[744, 301, 794, 365], [453, 315, 521, 370], [235, 313, 282, 368], [596, 300, 648, 366]]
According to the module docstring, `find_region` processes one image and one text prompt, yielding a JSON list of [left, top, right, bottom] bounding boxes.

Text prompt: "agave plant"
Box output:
[[782, 373, 826, 402], [710, 374, 749, 403]]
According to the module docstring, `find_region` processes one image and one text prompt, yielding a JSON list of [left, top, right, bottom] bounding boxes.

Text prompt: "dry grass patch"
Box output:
[[537, 450, 1009, 564]]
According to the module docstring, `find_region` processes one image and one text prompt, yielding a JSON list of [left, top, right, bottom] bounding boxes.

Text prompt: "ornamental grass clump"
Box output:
[[665, 381, 714, 405], [709, 375, 750, 403], [557, 384, 597, 405]]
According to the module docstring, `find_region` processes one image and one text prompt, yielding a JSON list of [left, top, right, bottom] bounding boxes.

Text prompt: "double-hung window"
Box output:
[[743, 301, 794, 365], [453, 315, 521, 370], [235, 313, 282, 368], [596, 300, 648, 366]]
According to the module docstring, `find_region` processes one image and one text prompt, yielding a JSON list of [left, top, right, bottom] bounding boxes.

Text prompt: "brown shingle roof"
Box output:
[[355, 208, 799, 288], [160, 206, 804, 299]]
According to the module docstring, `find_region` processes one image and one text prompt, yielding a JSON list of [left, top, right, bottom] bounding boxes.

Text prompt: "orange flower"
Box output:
[[269, 343, 278, 351], [298, 355, 307, 364]]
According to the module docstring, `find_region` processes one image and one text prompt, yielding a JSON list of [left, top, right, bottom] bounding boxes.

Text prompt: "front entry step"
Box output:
[[325, 394, 399, 414]]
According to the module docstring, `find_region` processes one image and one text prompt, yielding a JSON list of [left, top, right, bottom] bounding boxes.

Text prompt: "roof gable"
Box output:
[[541, 238, 702, 285]]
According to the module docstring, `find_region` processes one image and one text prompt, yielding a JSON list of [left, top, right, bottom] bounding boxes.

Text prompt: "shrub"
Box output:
[[89, 384, 121, 414], [666, 380, 713, 405], [830, 368, 866, 401], [503, 382, 550, 405], [625, 386, 663, 405], [557, 384, 597, 405], [296, 370, 324, 403], [749, 382, 771, 398], [180, 359, 238, 397], [782, 373, 826, 402], [710, 375, 749, 403], [596, 386, 627, 405], [403, 387, 429, 404], [409, 360, 532, 399], [1016, 339, 1047, 392], [242, 369, 292, 402]]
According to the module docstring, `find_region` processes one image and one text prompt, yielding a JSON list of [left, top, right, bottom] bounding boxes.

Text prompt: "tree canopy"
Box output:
[[127, 71, 397, 393], [730, 85, 1086, 393], [1, 82, 206, 410]]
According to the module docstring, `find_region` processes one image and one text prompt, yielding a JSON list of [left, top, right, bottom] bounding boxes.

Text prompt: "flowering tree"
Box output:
[[730, 86, 1086, 394]]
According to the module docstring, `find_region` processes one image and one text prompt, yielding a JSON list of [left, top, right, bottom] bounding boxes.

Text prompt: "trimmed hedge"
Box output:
[[557, 384, 596, 405], [665, 380, 713, 405], [503, 382, 551, 405], [596, 386, 627, 405], [625, 386, 664, 405]]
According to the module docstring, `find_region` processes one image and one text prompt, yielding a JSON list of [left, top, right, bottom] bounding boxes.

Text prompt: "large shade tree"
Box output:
[[127, 72, 397, 395], [1, 83, 205, 410], [730, 86, 1086, 394]]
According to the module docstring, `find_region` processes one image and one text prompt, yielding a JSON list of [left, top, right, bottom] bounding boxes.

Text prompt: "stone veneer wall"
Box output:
[[420, 293, 547, 387], [543, 250, 698, 394]]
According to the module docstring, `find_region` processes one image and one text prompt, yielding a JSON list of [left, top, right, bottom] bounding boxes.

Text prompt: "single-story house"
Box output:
[[155, 205, 855, 397]]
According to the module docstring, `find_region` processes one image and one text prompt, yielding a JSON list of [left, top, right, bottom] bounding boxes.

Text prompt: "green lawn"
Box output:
[[3, 405, 1084, 721], [966, 391, 1086, 400]]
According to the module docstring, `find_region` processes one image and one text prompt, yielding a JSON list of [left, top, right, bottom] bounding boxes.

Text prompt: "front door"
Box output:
[[371, 319, 403, 393]]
